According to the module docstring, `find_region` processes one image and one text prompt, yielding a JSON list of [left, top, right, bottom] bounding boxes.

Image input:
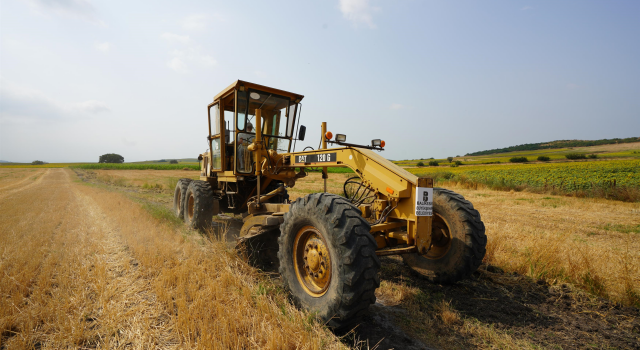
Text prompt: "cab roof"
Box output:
[[214, 80, 305, 103]]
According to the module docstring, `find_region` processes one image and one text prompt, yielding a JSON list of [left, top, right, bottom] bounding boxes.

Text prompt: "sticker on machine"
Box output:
[[415, 187, 433, 216]]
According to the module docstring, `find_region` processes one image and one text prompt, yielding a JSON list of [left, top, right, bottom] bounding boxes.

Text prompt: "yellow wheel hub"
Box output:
[[293, 226, 332, 297]]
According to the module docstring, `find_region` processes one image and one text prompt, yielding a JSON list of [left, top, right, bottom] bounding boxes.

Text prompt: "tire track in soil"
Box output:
[[70, 182, 182, 349], [0, 169, 50, 199], [0, 169, 46, 191]]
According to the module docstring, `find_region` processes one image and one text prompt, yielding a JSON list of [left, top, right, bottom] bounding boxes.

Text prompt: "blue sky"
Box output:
[[1, 0, 639, 162]]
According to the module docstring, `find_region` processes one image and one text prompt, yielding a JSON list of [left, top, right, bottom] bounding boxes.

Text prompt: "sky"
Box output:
[[1, 0, 639, 163]]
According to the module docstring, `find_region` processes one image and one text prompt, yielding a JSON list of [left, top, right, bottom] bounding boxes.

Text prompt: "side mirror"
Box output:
[[298, 125, 306, 141]]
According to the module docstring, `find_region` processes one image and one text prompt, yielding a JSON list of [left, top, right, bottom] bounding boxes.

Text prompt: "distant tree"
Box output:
[[509, 157, 528, 163], [31, 160, 45, 165], [447, 157, 454, 163], [565, 153, 587, 160], [169, 159, 178, 164], [454, 160, 463, 166], [416, 161, 425, 167], [158, 159, 167, 162], [428, 160, 439, 166], [537, 156, 550, 161], [99, 153, 124, 163], [588, 154, 598, 159]]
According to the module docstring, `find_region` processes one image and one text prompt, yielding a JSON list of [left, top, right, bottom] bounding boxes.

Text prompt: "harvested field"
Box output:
[[2, 168, 639, 349], [0, 169, 344, 349]]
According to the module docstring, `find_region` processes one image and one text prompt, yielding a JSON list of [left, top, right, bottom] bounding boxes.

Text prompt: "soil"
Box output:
[[356, 256, 640, 349]]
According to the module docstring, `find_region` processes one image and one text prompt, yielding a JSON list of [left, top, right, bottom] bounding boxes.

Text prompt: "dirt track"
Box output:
[[0, 169, 180, 348]]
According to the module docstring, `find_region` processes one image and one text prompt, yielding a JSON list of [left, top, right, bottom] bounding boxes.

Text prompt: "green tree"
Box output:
[[169, 159, 178, 164], [99, 153, 124, 163], [31, 160, 45, 165], [509, 157, 528, 163], [416, 161, 425, 167], [447, 157, 454, 163]]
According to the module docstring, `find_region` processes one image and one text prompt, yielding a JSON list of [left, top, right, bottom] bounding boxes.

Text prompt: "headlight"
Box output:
[[336, 134, 347, 142], [372, 139, 381, 147]]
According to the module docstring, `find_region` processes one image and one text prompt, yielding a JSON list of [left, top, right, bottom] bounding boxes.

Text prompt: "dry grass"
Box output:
[[435, 300, 460, 326], [0, 169, 346, 349], [0, 168, 47, 190], [88, 169, 200, 190], [460, 186, 640, 307], [287, 172, 353, 201]]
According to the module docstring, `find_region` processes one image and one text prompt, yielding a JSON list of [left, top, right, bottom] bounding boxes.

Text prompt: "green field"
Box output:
[[70, 164, 200, 170], [394, 142, 640, 167], [408, 159, 640, 201]]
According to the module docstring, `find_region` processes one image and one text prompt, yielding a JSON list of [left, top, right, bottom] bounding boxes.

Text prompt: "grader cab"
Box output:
[[173, 80, 487, 329]]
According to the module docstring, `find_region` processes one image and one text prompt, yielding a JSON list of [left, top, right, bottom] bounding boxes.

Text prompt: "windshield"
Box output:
[[237, 90, 297, 137]]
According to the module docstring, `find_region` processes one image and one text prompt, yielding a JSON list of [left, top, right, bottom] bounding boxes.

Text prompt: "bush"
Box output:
[[455, 160, 463, 166], [416, 161, 425, 167], [565, 153, 587, 160], [537, 156, 550, 161], [158, 159, 167, 162], [99, 153, 125, 163], [169, 159, 179, 164], [509, 157, 528, 163], [588, 154, 598, 159], [428, 160, 439, 166], [31, 160, 46, 165], [447, 157, 454, 163]]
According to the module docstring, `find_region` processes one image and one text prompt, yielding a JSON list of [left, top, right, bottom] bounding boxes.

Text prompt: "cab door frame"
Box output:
[[207, 101, 223, 175]]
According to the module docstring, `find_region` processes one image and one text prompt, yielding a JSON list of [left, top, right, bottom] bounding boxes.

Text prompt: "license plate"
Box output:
[[295, 152, 337, 164]]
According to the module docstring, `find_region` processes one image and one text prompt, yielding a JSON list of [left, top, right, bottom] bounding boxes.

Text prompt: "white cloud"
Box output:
[[339, 0, 377, 28], [167, 57, 188, 73], [521, 6, 533, 11], [162, 33, 217, 73], [181, 13, 226, 30], [95, 42, 110, 52], [0, 78, 109, 124], [390, 103, 404, 110], [73, 100, 110, 113], [23, 0, 104, 25], [182, 14, 207, 30], [161, 32, 192, 44]]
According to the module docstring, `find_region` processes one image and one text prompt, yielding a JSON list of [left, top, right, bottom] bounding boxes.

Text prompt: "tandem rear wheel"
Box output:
[[402, 188, 487, 284]]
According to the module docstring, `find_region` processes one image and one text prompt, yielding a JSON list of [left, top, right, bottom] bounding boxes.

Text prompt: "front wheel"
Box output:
[[402, 188, 486, 283], [278, 193, 380, 330]]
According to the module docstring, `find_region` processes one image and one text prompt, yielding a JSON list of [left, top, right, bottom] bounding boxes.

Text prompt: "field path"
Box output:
[[0, 169, 181, 348]]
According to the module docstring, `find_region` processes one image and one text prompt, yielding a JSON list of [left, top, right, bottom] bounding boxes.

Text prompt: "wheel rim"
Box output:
[[424, 213, 452, 259], [293, 225, 332, 297], [187, 194, 195, 220]]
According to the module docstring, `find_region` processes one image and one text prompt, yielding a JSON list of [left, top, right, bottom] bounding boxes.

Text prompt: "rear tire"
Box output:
[[402, 188, 486, 284], [173, 178, 192, 218], [278, 193, 380, 330], [183, 180, 215, 230]]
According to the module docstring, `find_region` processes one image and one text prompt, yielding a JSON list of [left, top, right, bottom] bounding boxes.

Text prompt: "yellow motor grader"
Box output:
[[173, 80, 486, 329]]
